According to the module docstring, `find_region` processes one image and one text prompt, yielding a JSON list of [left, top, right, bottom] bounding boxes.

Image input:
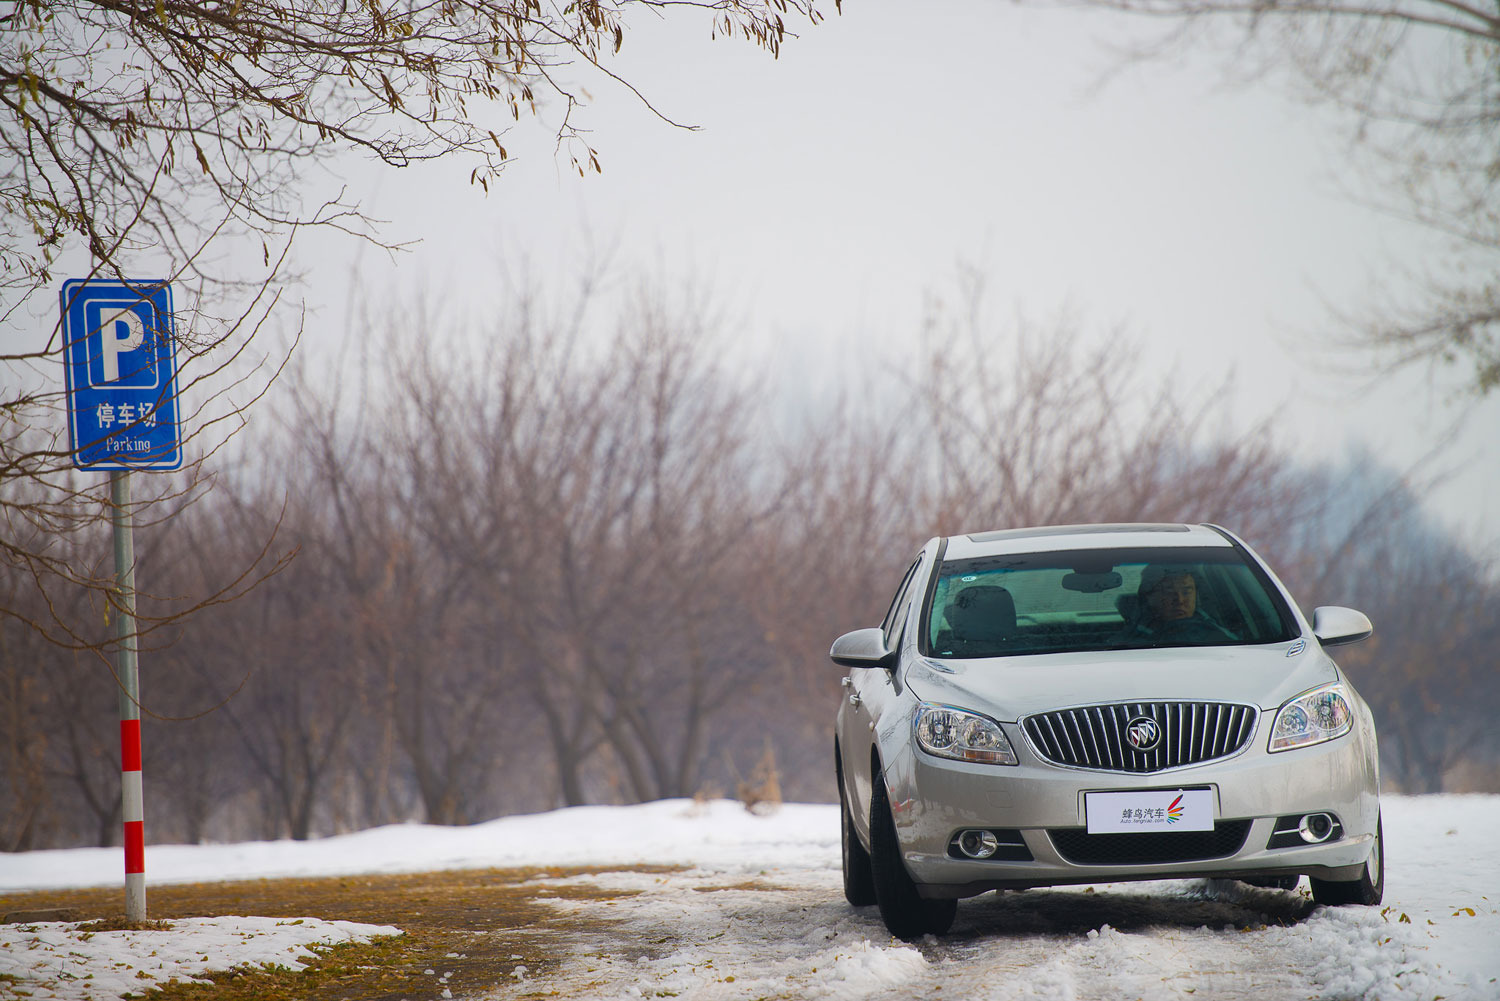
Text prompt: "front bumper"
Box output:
[[887, 720, 1381, 899]]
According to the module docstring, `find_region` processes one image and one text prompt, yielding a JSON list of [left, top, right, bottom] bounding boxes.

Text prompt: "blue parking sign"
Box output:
[[61, 279, 182, 471]]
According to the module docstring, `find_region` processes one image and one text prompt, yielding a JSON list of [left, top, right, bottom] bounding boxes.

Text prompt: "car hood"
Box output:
[[902, 643, 1340, 721]]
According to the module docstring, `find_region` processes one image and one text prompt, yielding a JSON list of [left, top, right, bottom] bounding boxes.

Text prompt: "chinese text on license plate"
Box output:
[[1085, 789, 1214, 833]]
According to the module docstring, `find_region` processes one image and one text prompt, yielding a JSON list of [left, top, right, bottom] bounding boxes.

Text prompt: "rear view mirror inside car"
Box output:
[[1061, 570, 1123, 593]]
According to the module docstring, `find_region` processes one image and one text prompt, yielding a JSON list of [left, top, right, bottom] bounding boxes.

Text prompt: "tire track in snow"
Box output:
[[491, 869, 1437, 1000]]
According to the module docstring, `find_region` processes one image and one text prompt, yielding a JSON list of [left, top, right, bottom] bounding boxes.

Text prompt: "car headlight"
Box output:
[[1268, 683, 1354, 752], [915, 703, 1017, 765]]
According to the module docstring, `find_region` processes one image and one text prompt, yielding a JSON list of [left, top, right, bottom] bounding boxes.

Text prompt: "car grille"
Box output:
[[1022, 701, 1258, 772], [1049, 821, 1253, 865]]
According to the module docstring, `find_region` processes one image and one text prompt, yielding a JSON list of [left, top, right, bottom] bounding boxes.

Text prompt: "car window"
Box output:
[[926, 546, 1297, 658], [881, 558, 923, 648]]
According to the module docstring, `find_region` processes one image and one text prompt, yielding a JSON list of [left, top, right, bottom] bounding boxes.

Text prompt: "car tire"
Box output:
[[1310, 814, 1383, 906], [839, 764, 877, 907], [869, 769, 957, 940]]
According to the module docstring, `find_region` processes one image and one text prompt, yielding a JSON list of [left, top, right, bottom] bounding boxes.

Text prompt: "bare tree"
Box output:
[[483, 291, 770, 803], [908, 280, 1310, 538], [1, 0, 828, 288], [0, 610, 58, 850], [351, 273, 782, 807], [1059, 0, 1500, 393], [1277, 453, 1500, 791], [741, 402, 925, 803]]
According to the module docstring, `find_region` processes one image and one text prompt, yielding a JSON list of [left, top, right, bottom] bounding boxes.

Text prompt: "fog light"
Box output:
[[1298, 813, 1335, 844], [958, 829, 1000, 859]]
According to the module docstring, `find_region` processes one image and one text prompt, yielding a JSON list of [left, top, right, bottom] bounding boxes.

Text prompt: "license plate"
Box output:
[[1085, 789, 1214, 833]]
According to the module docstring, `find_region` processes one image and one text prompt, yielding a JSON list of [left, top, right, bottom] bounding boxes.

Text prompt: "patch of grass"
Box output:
[[135, 933, 419, 1001], [76, 917, 174, 933], [691, 880, 787, 894], [0, 865, 685, 1001]]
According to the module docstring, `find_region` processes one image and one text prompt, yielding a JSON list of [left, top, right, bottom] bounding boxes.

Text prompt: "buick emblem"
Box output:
[[1126, 716, 1161, 751]]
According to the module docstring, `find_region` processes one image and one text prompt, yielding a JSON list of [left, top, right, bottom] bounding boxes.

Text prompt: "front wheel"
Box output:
[[1310, 814, 1384, 906], [869, 769, 956, 940]]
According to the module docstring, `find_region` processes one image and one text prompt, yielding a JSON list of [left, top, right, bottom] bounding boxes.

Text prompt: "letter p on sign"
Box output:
[[99, 307, 146, 383]]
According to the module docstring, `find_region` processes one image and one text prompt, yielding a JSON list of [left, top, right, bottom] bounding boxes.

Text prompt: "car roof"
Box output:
[[940, 523, 1234, 560]]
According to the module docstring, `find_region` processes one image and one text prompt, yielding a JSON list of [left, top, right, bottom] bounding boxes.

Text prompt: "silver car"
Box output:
[[832, 523, 1383, 940]]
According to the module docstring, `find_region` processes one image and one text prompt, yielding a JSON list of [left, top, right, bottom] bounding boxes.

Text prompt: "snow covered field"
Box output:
[[2, 795, 1497, 1000]]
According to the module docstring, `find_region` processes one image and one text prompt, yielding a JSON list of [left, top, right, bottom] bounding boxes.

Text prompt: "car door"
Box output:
[[841, 553, 925, 841]]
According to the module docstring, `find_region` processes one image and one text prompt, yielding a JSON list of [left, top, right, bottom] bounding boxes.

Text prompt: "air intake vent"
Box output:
[[1049, 820, 1252, 865], [1022, 701, 1257, 772]]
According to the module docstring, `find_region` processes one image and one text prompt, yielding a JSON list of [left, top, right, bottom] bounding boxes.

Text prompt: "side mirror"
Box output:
[[1312, 606, 1373, 647], [830, 627, 897, 670]]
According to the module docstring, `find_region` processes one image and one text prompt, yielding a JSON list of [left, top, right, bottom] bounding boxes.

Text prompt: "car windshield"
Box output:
[[925, 545, 1297, 658]]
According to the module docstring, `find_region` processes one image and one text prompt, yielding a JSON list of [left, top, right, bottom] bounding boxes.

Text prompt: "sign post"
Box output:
[[111, 469, 146, 921], [61, 279, 181, 923]]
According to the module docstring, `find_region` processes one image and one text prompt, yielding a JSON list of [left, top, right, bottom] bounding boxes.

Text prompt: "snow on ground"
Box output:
[[0, 916, 399, 1001], [1, 795, 1497, 1000], [0, 800, 840, 890]]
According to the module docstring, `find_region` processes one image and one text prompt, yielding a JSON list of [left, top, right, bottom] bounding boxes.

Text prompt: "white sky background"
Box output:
[[283, 0, 1498, 549]]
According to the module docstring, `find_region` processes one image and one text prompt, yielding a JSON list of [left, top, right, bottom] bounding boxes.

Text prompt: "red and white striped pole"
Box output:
[[111, 470, 146, 921]]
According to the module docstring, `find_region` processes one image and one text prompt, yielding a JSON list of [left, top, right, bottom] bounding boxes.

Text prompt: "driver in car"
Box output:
[[1123, 566, 1237, 644]]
